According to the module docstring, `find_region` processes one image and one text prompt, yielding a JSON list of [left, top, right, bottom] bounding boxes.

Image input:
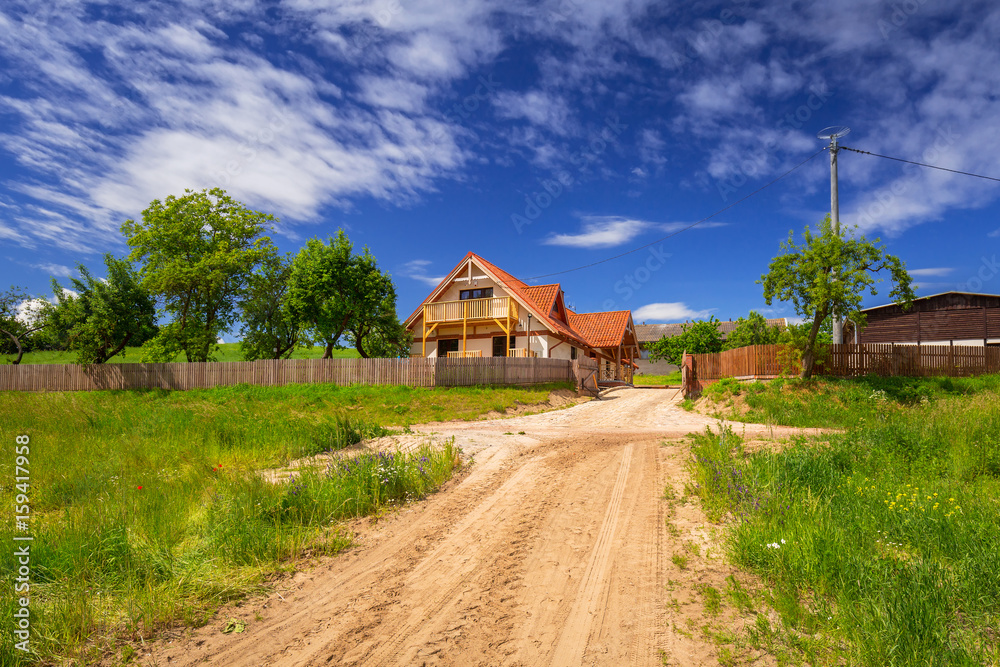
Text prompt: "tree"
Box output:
[[48, 255, 158, 365], [238, 253, 303, 361], [286, 231, 409, 358], [286, 233, 354, 358], [759, 216, 914, 378], [647, 316, 724, 366], [121, 188, 276, 362], [722, 311, 783, 350], [0, 287, 48, 365]]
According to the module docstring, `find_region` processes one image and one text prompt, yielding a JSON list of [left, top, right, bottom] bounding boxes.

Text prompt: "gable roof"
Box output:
[[403, 252, 636, 352]]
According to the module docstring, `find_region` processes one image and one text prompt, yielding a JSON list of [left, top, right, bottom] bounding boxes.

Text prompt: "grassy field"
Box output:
[[633, 370, 682, 385], [6, 342, 361, 365], [698, 374, 1000, 428], [686, 375, 1000, 665], [0, 381, 571, 665]]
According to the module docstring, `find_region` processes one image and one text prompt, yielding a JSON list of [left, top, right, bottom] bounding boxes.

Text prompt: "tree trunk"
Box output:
[[323, 340, 334, 359], [101, 332, 134, 364], [800, 307, 828, 379]]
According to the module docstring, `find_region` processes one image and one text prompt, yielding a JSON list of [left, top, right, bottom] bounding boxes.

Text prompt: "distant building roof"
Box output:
[[861, 291, 1000, 312], [635, 318, 788, 344]]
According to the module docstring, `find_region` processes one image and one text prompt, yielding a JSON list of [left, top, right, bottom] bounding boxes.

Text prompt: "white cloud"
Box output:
[[32, 263, 75, 277], [908, 267, 953, 277], [633, 302, 714, 322], [400, 259, 445, 286], [494, 90, 572, 134], [988, 228, 1000, 238], [544, 216, 650, 248]]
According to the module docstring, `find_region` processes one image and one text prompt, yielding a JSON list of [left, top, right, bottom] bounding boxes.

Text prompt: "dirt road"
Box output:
[[145, 389, 825, 666]]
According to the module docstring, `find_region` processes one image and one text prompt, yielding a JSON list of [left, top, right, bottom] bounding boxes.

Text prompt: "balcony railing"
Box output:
[[508, 348, 537, 358], [425, 296, 517, 324], [446, 350, 483, 358]]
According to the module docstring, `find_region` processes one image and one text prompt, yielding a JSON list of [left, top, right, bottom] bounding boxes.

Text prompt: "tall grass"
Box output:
[[0, 381, 562, 665], [703, 374, 1000, 429], [688, 390, 1000, 665]]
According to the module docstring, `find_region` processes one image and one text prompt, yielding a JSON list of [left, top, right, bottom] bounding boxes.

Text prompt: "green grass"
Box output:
[[5, 342, 361, 365], [702, 373, 1000, 428], [687, 387, 1000, 665], [0, 382, 569, 664], [633, 371, 682, 385]]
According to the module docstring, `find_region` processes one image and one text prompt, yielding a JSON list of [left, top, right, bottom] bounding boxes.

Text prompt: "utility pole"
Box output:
[[818, 126, 850, 345]]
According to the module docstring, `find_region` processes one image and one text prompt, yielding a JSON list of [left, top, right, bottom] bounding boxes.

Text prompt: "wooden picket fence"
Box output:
[[0, 357, 596, 392], [685, 343, 1000, 393]]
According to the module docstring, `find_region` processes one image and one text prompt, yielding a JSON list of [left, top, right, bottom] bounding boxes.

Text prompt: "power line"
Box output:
[[526, 147, 827, 281], [841, 146, 1000, 183]]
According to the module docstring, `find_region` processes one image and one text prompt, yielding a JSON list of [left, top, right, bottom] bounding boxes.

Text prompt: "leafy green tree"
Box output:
[[238, 253, 303, 360], [287, 231, 409, 358], [121, 188, 276, 362], [722, 311, 783, 350], [286, 233, 354, 358], [0, 286, 48, 365], [648, 316, 724, 366], [759, 216, 914, 378], [47, 255, 158, 364]]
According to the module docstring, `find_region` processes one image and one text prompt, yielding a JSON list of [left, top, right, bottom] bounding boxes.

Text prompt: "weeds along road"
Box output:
[[146, 389, 826, 667]]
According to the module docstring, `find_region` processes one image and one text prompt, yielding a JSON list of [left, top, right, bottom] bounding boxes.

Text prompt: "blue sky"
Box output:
[[2, 0, 1000, 334]]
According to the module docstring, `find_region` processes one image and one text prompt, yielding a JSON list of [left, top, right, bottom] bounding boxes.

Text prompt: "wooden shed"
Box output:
[[858, 292, 1000, 346]]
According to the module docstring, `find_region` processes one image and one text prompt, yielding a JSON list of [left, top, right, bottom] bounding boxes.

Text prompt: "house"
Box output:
[[403, 252, 640, 382], [858, 292, 1000, 346], [633, 317, 788, 374]]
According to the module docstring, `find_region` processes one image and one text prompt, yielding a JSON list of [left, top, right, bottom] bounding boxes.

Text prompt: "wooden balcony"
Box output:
[[508, 348, 537, 358], [421, 296, 519, 358], [446, 350, 483, 358], [424, 296, 517, 324]]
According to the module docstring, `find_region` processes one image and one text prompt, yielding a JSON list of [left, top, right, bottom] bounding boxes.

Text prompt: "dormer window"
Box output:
[[460, 287, 493, 300]]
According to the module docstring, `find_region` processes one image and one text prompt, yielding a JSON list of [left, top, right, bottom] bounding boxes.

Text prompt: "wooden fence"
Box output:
[[684, 343, 1000, 396], [0, 357, 597, 392]]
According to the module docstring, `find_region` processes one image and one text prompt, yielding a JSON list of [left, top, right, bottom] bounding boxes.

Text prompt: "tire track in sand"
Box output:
[[549, 443, 633, 667]]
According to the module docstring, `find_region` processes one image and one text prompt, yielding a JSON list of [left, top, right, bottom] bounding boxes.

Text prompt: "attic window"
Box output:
[[460, 288, 493, 300]]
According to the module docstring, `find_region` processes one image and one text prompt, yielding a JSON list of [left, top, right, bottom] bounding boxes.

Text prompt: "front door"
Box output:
[[438, 339, 459, 358]]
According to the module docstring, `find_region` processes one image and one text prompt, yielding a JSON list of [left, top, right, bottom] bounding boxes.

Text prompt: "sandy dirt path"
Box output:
[[144, 389, 826, 666]]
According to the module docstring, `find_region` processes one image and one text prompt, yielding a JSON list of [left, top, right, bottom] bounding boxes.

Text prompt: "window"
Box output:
[[437, 339, 459, 357], [460, 287, 493, 300], [492, 335, 515, 357], [570, 346, 577, 360]]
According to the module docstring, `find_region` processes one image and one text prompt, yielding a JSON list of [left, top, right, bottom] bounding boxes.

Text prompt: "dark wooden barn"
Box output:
[[858, 292, 1000, 345]]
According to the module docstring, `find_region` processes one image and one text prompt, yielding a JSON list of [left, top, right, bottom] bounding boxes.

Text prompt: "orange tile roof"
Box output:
[[521, 284, 560, 314], [567, 310, 633, 348]]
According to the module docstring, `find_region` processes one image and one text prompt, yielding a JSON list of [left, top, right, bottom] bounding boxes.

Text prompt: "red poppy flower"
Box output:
[[137, 486, 143, 490]]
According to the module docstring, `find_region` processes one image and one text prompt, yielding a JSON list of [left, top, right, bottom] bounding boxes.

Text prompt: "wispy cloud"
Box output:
[[32, 262, 75, 277], [908, 267, 953, 277], [633, 302, 714, 322], [400, 259, 445, 287], [544, 216, 651, 248]]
